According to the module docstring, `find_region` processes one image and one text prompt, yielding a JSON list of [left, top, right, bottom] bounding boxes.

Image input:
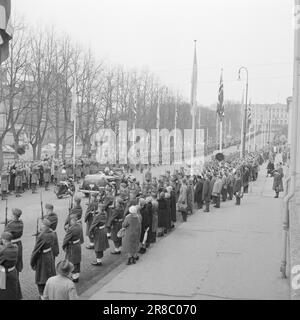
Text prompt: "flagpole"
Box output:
[[72, 82, 77, 176], [240, 91, 244, 158], [253, 105, 256, 151], [174, 93, 178, 166], [190, 40, 197, 177], [219, 119, 223, 152]]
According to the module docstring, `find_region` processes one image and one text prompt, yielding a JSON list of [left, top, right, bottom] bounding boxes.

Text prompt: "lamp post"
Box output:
[[238, 66, 249, 158]]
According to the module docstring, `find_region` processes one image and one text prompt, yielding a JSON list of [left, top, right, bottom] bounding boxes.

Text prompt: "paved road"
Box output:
[[84, 165, 289, 300]]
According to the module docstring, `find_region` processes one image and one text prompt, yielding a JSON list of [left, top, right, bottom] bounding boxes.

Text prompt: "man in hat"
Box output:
[[15, 168, 23, 197], [89, 204, 110, 266], [30, 219, 57, 299], [43, 260, 78, 300], [202, 173, 212, 212], [0, 232, 22, 300], [31, 165, 39, 194], [1, 170, 9, 200], [43, 163, 51, 191], [62, 217, 83, 283], [4, 209, 24, 276], [233, 171, 243, 205]]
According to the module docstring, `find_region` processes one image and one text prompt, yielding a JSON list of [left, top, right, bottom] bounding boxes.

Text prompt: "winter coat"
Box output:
[[122, 213, 141, 256], [30, 229, 56, 285]]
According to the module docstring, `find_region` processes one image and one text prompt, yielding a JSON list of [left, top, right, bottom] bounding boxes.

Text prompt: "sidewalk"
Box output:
[[82, 166, 289, 300]]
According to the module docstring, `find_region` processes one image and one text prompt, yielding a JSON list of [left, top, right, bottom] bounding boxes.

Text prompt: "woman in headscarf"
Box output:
[[122, 206, 142, 265]]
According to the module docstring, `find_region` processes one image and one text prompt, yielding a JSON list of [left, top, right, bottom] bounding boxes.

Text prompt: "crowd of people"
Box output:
[[0, 145, 286, 300]]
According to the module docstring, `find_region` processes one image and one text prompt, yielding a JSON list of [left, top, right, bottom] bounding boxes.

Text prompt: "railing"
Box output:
[[281, 175, 292, 278]]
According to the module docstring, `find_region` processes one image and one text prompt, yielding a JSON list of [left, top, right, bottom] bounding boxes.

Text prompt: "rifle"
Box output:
[[40, 190, 44, 220], [4, 198, 8, 226]]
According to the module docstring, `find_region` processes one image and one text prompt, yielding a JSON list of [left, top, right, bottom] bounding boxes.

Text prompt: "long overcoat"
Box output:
[[30, 229, 56, 285], [122, 213, 141, 256]]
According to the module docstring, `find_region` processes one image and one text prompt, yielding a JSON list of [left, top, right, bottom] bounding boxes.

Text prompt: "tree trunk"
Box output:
[[0, 138, 4, 171], [55, 109, 60, 159], [32, 143, 37, 160]]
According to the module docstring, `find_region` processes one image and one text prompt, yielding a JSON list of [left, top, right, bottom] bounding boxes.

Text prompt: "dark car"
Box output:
[[80, 172, 122, 197]]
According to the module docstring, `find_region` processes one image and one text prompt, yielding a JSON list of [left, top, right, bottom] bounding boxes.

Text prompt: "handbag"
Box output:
[[117, 228, 126, 238], [0, 265, 6, 290], [177, 201, 187, 212]]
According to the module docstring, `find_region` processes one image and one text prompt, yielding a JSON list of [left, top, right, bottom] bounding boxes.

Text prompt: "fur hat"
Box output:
[[56, 260, 74, 276]]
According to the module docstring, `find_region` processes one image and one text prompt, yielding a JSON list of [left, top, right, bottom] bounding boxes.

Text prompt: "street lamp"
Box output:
[[238, 66, 249, 158]]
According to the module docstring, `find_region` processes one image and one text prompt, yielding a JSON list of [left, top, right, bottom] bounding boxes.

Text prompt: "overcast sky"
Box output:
[[13, 0, 294, 106]]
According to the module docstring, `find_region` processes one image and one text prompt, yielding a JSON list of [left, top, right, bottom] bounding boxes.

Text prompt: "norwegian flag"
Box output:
[[132, 93, 137, 124], [247, 100, 252, 127], [0, 0, 12, 65], [216, 69, 224, 119]]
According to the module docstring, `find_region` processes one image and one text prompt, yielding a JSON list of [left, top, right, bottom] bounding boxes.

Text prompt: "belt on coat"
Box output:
[[115, 219, 123, 222], [98, 225, 105, 230], [72, 239, 80, 244], [11, 238, 22, 244], [42, 248, 51, 254], [7, 266, 15, 272]]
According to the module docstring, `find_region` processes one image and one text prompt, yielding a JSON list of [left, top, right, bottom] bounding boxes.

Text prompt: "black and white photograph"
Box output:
[[0, 0, 299, 308]]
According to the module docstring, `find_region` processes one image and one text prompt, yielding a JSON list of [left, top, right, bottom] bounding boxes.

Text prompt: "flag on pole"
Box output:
[[70, 81, 77, 122], [216, 69, 224, 119], [190, 42, 198, 117], [0, 0, 12, 65], [133, 94, 137, 124], [247, 100, 252, 127]]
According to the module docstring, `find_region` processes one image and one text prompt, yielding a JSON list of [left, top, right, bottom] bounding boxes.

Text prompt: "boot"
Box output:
[[126, 257, 133, 265]]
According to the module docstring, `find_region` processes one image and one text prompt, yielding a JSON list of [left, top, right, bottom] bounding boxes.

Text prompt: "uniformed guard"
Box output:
[[71, 197, 83, 220], [4, 209, 24, 275], [62, 217, 83, 282], [1, 170, 9, 200], [84, 193, 98, 249], [44, 204, 59, 260], [0, 232, 22, 300], [107, 197, 125, 255], [89, 203, 110, 266], [30, 219, 56, 299]]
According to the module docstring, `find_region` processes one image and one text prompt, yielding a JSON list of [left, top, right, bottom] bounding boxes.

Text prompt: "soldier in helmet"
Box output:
[[1, 170, 9, 200], [44, 204, 59, 260]]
